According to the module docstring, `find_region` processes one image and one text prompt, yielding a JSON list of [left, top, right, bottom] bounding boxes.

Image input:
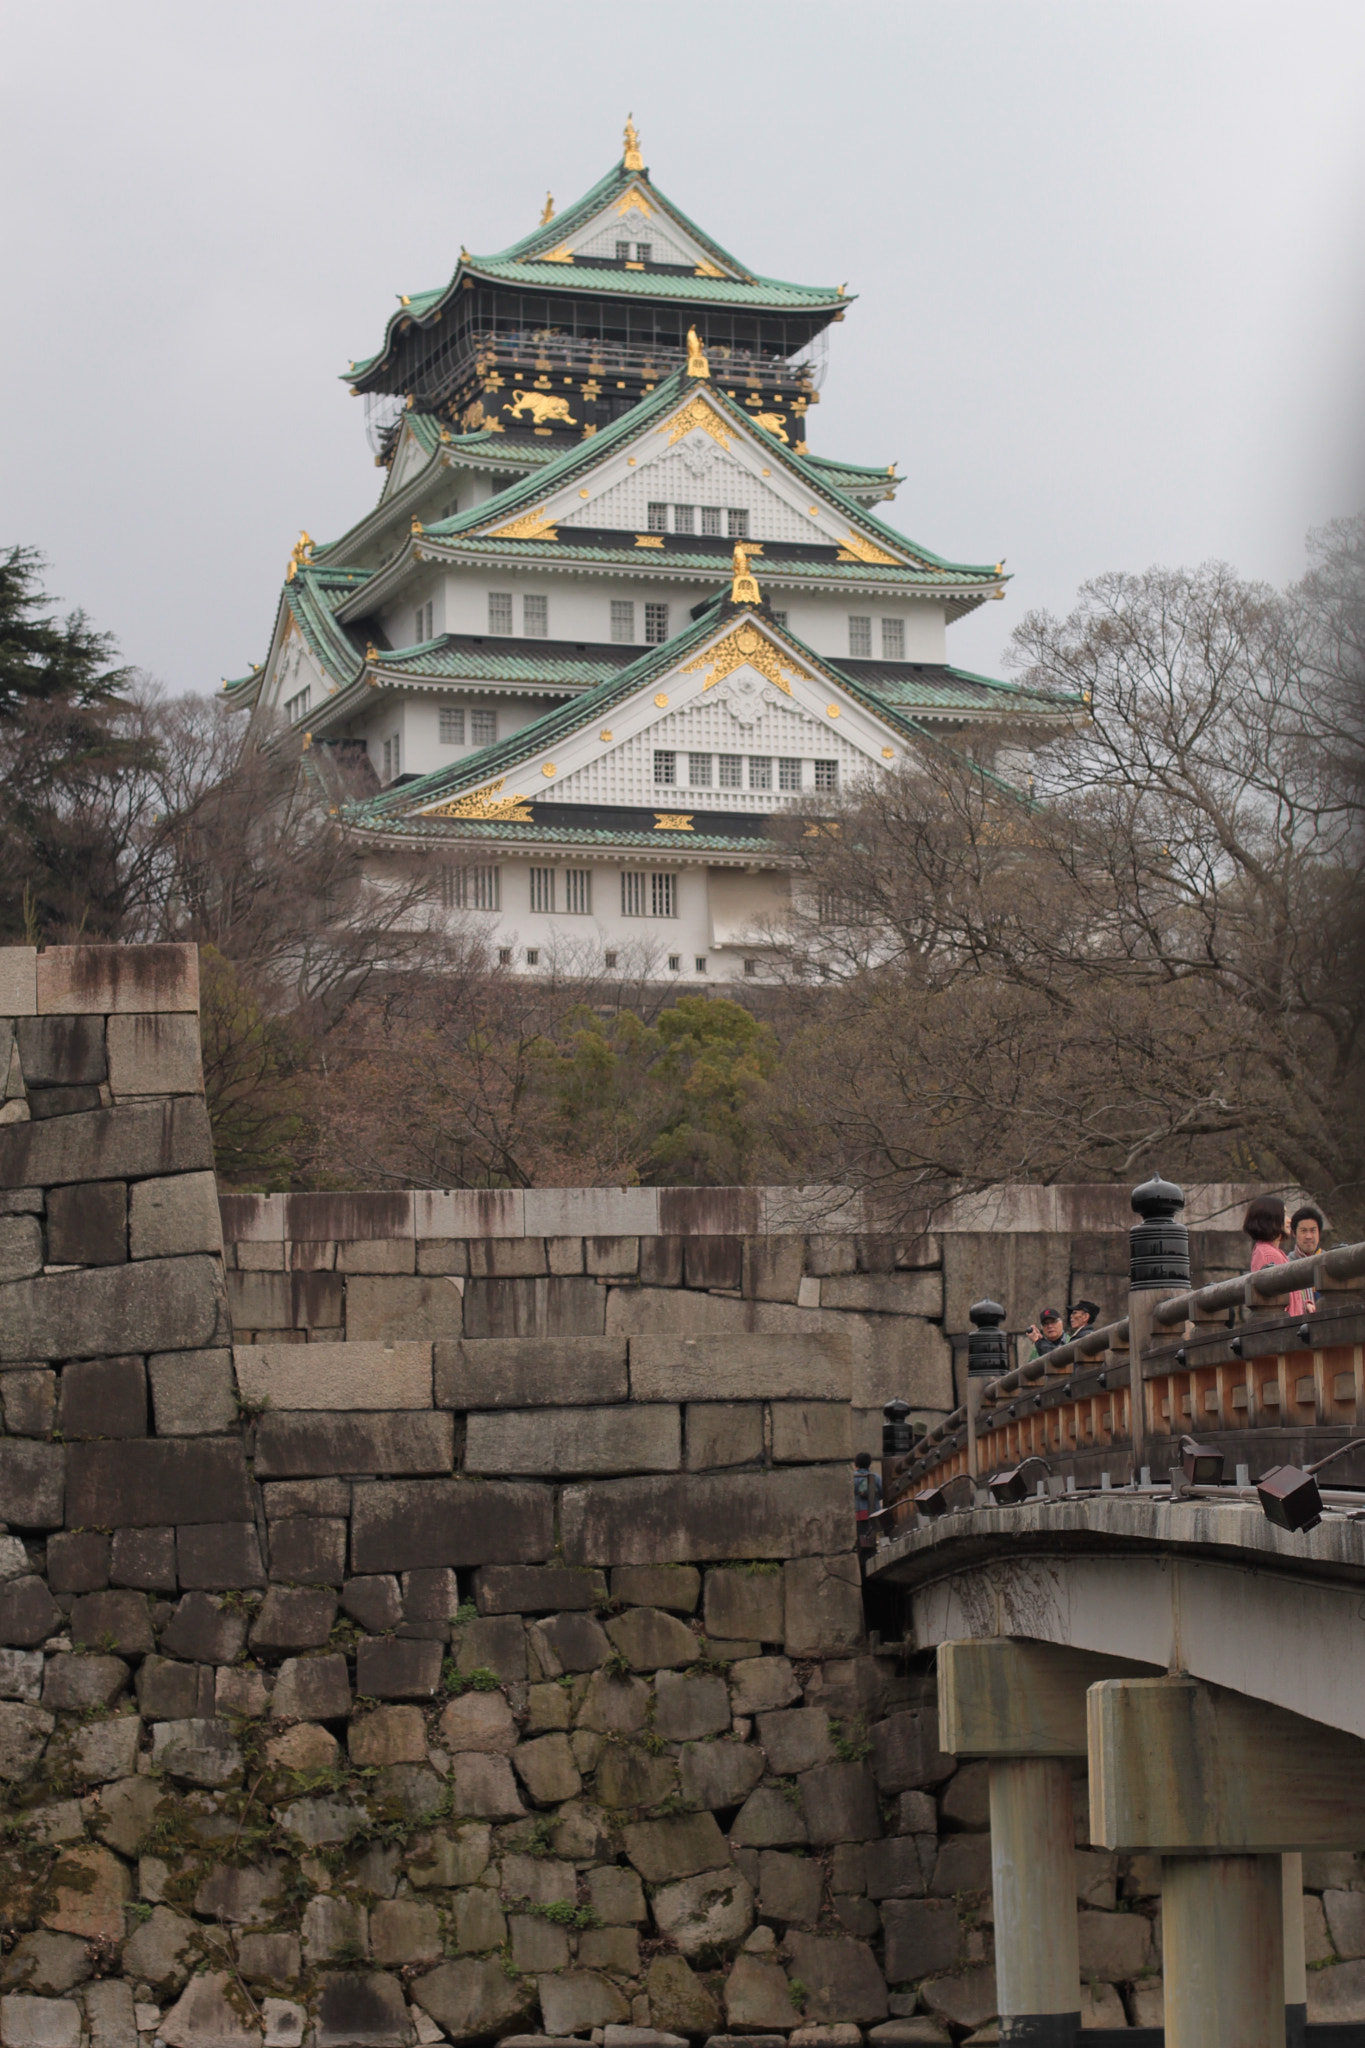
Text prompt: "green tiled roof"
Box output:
[[344, 812, 785, 854], [492, 161, 756, 280], [376, 638, 634, 687], [405, 535, 987, 590], [834, 660, 1067, 717], [397, 416, 556, 466]]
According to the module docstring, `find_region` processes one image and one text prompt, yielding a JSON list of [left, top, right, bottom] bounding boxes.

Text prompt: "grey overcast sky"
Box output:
[[3, 1, 1364, 691]]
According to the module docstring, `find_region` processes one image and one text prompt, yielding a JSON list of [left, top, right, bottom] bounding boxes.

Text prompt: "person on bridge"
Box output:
[[853, 1451, 882, 1561], [1027, 1307, 1065, 1357], [1291, 1202, 1325, 1310], [1068, 1298, 1101, 1337], [1242, 1193, 1307, 1317]]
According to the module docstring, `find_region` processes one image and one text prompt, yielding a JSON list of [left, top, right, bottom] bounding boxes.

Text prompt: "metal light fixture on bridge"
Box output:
[[988, 1455, 1052, 1505], [1257, 1440, 1365, 1535], [1179, 1435, 1226, 1487], [914, 1472, 977, 1519]]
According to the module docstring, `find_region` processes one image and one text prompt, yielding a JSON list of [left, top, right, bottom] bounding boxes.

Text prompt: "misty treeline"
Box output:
[[2, 523, 1361, 1224]]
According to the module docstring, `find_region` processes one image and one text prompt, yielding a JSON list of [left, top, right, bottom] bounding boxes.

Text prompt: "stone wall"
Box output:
[[7, 942, 1353, 2044]]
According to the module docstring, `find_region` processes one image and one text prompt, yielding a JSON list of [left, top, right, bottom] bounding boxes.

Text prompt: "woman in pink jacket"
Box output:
[[1242, 1194, 1307, 1318]]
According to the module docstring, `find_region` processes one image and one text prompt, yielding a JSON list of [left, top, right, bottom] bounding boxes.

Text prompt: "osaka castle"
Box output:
[[227, 121, 1077, 981]]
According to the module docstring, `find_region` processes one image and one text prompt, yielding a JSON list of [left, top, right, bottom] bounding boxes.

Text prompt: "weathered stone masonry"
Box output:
[[6, 943, 1360, 2045]]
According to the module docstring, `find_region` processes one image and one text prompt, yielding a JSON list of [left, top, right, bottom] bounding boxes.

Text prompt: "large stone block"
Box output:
[[784, 1556, 866, 1659], [159, 1593, 247, 1665], [800, 1762, 883, 1846], [654, 1869, 754, 1956], [150, 1719, 241, 1788], [612, 1564, 701, 1612], [743, 1237, 808, 1303], [226, 1269, 344, 1330], [0, 1702, 53, 1780], [434, 1336, 628, 1409], [104, 1012, 202, 1097], [70, 1590, 155, 1655], [410, 1958, 536, 2045], [819, 1273, 942, 1316], [605, 1606, 698, 1670], [722, 1956, 801, 2031], [176, 1522, 265, 1591], [942, 1231, 1072, 1334], [354, 1638, 443, 1700], [110, 1527, 177, 1591], [66, 1439, 250, 1528], [0, 1099, 212, 1193], [351, 1478, 553, 1571], [871, 1711, 957, 1795], [654, 1671, 731, 1741], [339, 1238, 415, 1274], [757, 1709, 835, 1776], [253, 1412, 454, 1478], [128, 1174, 221, 1260], [622, 1811, 730, 1882], [1, 1254, 227, 1363], [705, 1569, 785, 1644], [40, 1656, 128, 1711], [57, 1357, 146, 1440], [35, 944, 198, 1016], [45, 1183, 127, 1268], [784, 1933, 888, 2023], [147, 1350, 237, 1436], [758, 1850, 824, 1927], [268, 1516, 347, 1586], [0, 1578, 60, 1649], [679, 1738, 766, 1810], [236, 1342, 433, 1411], [684, 1403, 764, 1470], [465, 1403, 680, 1477], [0, 949, 38, 1016], [561, 1466, 851, 1565], [0, 1215, 43, 1282], [523, 1187, 659, 1237], [0, 1369, 54, 1437], [0, 1442, 65, 1529], [43, 1842, 132, 1941], [0, 1994, 82, 2048], [345, 1276, 465, 1343], [771, 1402, 853, 1465], [250, 1588, 335, 1653], [1308, 1961, 1365, 2022], [0, 1649, 44, 1702], [532, 1611, 610, 1672], [629, 1333, 851, 1402], [472, 1565, 607, 1614], [461, 1275, 606, 1339]]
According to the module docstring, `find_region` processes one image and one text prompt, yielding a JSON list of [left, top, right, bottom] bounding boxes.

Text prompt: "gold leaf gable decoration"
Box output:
[[658, 392, 731, 451], [693, 261, 726, 279], [836, 531, 901, 567], [680, 620, 806, 697], [487, 505, 559, 541], [538, 244, 574, 264], [615, 188, 654, 218], [424, 777, 533, 823]]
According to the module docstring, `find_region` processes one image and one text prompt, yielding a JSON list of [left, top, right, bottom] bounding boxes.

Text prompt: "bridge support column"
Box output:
[[939, 1639, 1154, 2046], [1283, 1853, 1307, 2048], [1162, 1853, 1283, 2047]]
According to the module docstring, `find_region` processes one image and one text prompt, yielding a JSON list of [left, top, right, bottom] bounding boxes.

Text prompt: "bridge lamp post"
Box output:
[[1257, 1439, 1365, 1534], [987, 1454, 1051, 1505]]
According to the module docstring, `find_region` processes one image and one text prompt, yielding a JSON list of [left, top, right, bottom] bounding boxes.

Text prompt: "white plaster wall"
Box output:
[[356, 693, 552, 783]]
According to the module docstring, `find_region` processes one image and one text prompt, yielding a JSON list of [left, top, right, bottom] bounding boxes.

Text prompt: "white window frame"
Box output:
[[564, 869, 592, 915], [749, 756, 773, 791], [727, 508, 750, 539], [814, 759, 839, 792], [610, 599, 636, 644], [284, 687, 310, 725], [700, 506, 723, 537], [438, 708, 465, 745], [645, 602, 669, 645], [488, 592, 513, 635], [778, 757, 803, 792], [470, 709, 498, 746], [848, 615, 872, 657], [529, 867, 555, 914], [654, 750, 676, 786], [717, 754, 742, 789], [881, 617, 905, 660], [523, 594, 548, 638], [647, 502, 669, 533]]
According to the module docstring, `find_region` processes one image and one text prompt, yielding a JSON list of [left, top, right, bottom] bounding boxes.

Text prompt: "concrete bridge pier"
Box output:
[[1160, 1852, 1284, 2047], [1282, 1853, 1307, 2048]]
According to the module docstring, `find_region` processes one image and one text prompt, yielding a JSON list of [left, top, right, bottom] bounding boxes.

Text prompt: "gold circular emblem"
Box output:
[[654, 693, 669, 707], [736, 625, 760, 654], [882, 747, 895, 759], [600, 729, 613, 742], [826, 704, 840, 718], [542, 763, 556, 777]]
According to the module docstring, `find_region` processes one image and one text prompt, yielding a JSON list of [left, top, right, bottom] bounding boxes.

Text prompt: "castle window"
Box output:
[[604, 949, 618, 968], [700, 506, 723, 537], [779, 757, 803, 791], [382, 733, 400, 781], [695, 957, 708, 974], [444, 865, 501, 911], [717, 754, 742, 788], [814, 760, 839, 792], [645, 602, 669, 644], [748, 756, 772, 790], [284, 687, 310, 725], [668, 954, 681, 973], [848, 615, 872, 657], [525, 948, 540, 966], [673, 504, 694, 534], [653, 750, 676, 786], [489, 592, 513, 634], [523, 594, 548, 637], [635, 243, 652, 264], [652, 873, 677, 918], [882, 618, 905, 659], [564, 869, 592, 915], [611, 600, 636, 643], [689, 753, 712, 788], [439, 709, 465, 744], [413, 601, 433, 642], [744, 958, 758, 976], [616, 241, 631, 262], [529, 867, 555, 914], [621, 873, 676, 919], [498, 947, 513, 965], [727, 508, 750, 539], [470, 709, 497, 745], [647, 502, 668, 532]]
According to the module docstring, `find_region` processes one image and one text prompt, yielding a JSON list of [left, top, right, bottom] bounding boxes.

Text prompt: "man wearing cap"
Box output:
[[1069, 1299, 1101, 1337], [1028, 1308, 1065, 1358]]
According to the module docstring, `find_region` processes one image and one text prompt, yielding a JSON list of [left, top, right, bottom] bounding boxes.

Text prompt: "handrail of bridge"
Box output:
[[893, 1234, 1365, 1494]]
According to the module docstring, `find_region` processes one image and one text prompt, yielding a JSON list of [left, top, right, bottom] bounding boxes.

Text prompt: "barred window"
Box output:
[[689, 753, 712, 788], [653, 750, 676, 786], [604, 949, 619, 968], [470, 709, 497, 745], [616, 241, 631, 261], [645, 602, 669, 644], [881, 617, 905, 659], [728, 508, 749, 538], [524, 595, 548, 637], [498, 947, 513, 965], [438, 708, 465, 745], [651, 873, 676, 918], [700, 505, 723, 537], [748, 756, 772, 790], [717, 753, 742, 788], [442, 865, 501, 911], [524, 949, 539, 966], [779, 757, 803, 792], [284, 687, 309, 725], [743, 958, 758, 977], [647, 502, 668, 532], [673, 504, 695, 534], [668, 954, 681, 973], [610, 599, 635, 643], [529, 867, 555, 914], [814, 759, 839, 792], [848, 615, 872, 657], [621, 872, 647, 917], [489, 592, 513, 634], [621, 872, 676, 918], [695, 957, 708, 974], [564, 869, 592, 915], [635, 243, 651, 264]]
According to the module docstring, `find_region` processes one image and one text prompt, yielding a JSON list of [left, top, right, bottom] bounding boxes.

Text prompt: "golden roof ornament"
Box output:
[[685, 327, 710, 380], [540, 192, 555, 225], [285, 532, 313, 582], [730, 543, 761, 606], [623, 115, 644, 172]]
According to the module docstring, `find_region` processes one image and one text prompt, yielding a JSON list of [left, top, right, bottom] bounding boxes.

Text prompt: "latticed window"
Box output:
[[524, 595, 548, 637], [610, 600, 635, 643], [438, 709, 464, 745], [700, 506, 723, 537], [748, 756, 772, 790], [529, 868, 555, 914], [647, 502, 668, 532], [779, 757, 803, 791], [848, 615, 872, 657], [673, 504, 695, 534], [814, 760, 839, 792], [616, 242, 631, 261], [635, 243, 651, 263], [728, 508, 749, 538], [621, 872, 647, 917], [645, 603, 669, 644], [564, 869, 592, 915], [882, 617, 905, 659], [442, 866, 501, 911], [717, 754, 742, 788], [621, 872, 676, 918], [284, 688, 309, 725], [525, 949, 540, 966], [689, 753, 712, 788], [653, 750, 676, 785], [651, 873, 676, 918], [470, 710, 497, 745], [489, 593, 513, 634], [668, 954, 681, 973]]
